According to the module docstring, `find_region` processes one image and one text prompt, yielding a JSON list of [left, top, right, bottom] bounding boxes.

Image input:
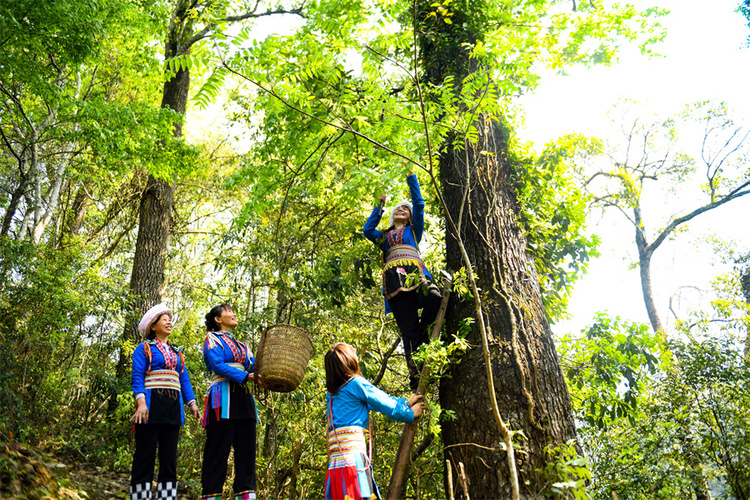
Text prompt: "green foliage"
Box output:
[[412, 333, 469, 387], [539, 440, 591, 500], [560, 313, 665, 430], [451, 267, 475, 301], [0, 238, 129, 446], [0, 0, 675, 497], [516, 134, 602, 322], [561, 279, 750, 499]]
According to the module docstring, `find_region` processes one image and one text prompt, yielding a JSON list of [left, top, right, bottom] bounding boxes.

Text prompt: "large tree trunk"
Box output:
[[439, 117, 578, 498], [416, 2, 578, 496]]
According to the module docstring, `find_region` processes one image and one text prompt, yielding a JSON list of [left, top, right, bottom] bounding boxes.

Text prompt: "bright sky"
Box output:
[[516, 0, 750, 335]]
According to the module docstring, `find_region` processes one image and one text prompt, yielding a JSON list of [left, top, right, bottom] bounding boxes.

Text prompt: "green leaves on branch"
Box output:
[[560, 313, 665, 430], [516, 134, 602, 322], [541, 3, 668, 70], [540, 440, 591, 500]]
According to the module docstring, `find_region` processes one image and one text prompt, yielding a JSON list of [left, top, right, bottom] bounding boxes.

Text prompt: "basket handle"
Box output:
[[253, 328, 268, 398]]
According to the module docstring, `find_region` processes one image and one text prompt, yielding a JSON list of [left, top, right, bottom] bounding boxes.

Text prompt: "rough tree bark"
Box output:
[[114, 0, 193, 382], [416, 3, 579, 497], [439, 117, 578, 498]]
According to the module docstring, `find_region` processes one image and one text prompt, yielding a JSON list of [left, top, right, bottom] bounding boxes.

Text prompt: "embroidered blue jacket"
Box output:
[[326, 376, 414, 429], [363, 174, 434, 314], [131, 340, 196, 425], [203, 331, 255, 422]]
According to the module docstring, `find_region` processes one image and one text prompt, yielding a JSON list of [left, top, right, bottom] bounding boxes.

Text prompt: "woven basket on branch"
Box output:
[[255, 324, 313, 393]]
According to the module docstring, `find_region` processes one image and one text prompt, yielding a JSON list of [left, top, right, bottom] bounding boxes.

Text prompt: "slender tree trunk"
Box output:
[[634, 207, 662, 333], [62, 180, 92, 240], [263, 408, 278, 458], [439, 118, 578, 498], [114, 3, 192, 381], [638, 251, 663, 333], [2, 171, 26, 237], [741, 266, 750, 360]]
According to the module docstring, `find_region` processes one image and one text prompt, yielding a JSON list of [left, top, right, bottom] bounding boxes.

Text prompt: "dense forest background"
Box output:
[[1, 0, 749, 499]]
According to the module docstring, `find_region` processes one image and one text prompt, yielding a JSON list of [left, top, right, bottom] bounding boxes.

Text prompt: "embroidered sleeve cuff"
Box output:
[[134, 393, 145, 401]]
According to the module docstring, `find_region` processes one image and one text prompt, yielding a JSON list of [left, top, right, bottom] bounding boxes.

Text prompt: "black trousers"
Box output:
[[389, 283, 442, 363], [202, 417, 257, 495], [131, 423, 180, 486]]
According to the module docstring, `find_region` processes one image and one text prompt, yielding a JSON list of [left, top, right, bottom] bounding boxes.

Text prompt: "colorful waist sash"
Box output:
[[383, 244, 423, 270], [144, 369, 180, 391], [328, 426, 367, 461], [203, 362, 247, 426], [210, 362, 246, 383], [383, 244, 426, 299], [325, 426, 377, 500]]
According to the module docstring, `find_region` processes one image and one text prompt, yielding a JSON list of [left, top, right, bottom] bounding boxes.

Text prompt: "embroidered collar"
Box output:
[[147, 339, 178, 370], [211, 330, 247, 364]]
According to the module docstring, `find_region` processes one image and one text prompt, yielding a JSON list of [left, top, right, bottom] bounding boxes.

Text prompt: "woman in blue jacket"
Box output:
[[363, 170, 442, 390], [130, 303, 201, 500], [325, 342, 424, 500], [200, 304, 259, 500]]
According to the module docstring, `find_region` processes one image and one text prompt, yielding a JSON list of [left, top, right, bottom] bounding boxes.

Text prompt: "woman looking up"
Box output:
[[324, 342, 424, 500], [200, 304, 259, 500], [130, 303, 201, 500], [363, 170, 443, 390]]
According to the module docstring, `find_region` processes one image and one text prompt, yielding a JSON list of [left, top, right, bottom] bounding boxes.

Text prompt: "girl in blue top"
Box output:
[[363, 170, 442, 390], [325, 342, 424, 500]]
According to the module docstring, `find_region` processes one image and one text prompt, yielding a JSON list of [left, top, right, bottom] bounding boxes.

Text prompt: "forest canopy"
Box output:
[[1, 0, 749, 499]]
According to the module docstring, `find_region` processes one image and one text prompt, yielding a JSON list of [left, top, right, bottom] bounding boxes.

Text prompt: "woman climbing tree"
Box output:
[[363, 170, 442, 390]]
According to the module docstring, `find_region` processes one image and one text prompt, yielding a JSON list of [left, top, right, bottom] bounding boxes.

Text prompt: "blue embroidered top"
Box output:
[[202, 331, 256, 425], [363, 174, 434, 314], [131, 340, 196, 426], [326, 376, 414, 429]]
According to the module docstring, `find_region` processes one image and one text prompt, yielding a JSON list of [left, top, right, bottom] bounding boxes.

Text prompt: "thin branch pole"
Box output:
[[447, 460, 455, 500], [458, 462, 471, 500]]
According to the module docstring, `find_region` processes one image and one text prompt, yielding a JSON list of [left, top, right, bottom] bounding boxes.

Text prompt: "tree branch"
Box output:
[[219, 61, 424, 169], [647, 181, 750, 254], [185, 5, 306, 49]]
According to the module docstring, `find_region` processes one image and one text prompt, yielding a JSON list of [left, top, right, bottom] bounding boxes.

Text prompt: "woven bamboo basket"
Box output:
[[256, 324, 313, 393]]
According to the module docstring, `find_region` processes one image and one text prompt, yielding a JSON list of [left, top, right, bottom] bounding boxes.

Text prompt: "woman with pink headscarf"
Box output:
[[130, 303, 201, 500]]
